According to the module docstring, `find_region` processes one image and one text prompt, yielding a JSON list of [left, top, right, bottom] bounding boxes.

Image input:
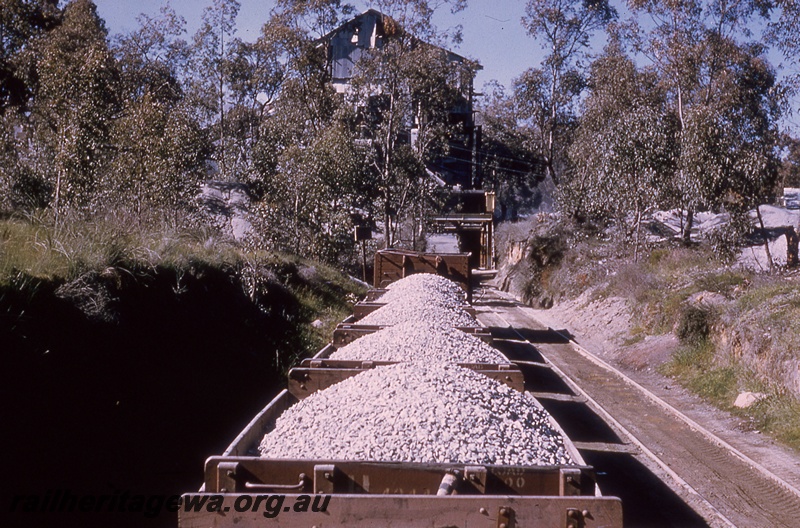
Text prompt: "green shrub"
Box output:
[[676, 306, 712, 345], [695, 270, 748, 295]]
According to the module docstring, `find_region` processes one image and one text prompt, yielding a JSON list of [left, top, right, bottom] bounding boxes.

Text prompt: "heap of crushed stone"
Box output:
[[259, 362, 573, 466], [329, 319, 506, 364]]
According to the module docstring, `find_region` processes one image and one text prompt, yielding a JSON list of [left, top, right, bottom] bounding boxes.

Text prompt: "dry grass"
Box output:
[[0, 209, 239, 282], [1, 210, 366, 365]]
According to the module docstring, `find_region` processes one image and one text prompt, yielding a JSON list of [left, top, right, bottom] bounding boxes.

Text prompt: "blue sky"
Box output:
[[93, 0, 540, 92]]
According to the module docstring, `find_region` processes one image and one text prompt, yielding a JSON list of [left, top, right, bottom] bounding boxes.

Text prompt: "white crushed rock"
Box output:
[[360, 273, 476, 326], [358, 297, 478, 327], [258, 363, 573, 466], [329, 319, 507, 364], [379, 273, 467, 305], [734, 391, 768, 409]]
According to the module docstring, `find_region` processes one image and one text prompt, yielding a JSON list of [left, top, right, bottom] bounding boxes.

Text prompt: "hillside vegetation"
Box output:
[[1, 213, 364, 526], [496, 216, 800, 451]]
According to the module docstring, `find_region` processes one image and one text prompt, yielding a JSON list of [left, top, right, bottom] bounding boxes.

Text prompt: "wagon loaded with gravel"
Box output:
[[179, 257, 623, 527]]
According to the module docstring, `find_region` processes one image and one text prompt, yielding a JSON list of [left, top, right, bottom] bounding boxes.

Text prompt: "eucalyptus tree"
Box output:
[[767, 0, 800, 90], [517, 0, 617, 186], [266, 116, 371, 263], [624, 0, 781, 243], [251, 0, 472, 258], [477, 80, 543, 220], [186, 0, 241, 179], [0, 0, 60, 211], [262, 9, 348, 140], [27, 0, 119, 220], [224, 36, 284, 180], [567, 41, 677, 258], [113, 5, 188, 106], [778, 133, 800, 188], [685, 43, 781, 264], [346, 0, 472, 248], [247, 0, 366, 261], [104, 6, 210, 221], [0, 0, 60, 112]]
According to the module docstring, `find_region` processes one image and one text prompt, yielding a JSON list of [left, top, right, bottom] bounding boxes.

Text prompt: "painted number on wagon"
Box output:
[[504, 477, 526, 488]]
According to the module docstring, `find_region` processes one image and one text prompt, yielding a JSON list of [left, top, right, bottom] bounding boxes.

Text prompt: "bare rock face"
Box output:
[[198, 181, 253, 241]]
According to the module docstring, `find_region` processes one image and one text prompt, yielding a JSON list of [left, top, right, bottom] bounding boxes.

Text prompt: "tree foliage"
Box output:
[[28, 0, 119, 216], [106, 5, 209, 219], [779, 133, 800, 187], [478, 81, 544, 219], [517, 0, 617, 185], [346, 1, 473, 248], [0, 0, 793, 272], [623, 0, 782, 242], [566, 41, 677, 256]]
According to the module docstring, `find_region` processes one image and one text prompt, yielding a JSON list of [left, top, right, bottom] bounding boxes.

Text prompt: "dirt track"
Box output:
[[475, 285, 800, 528]]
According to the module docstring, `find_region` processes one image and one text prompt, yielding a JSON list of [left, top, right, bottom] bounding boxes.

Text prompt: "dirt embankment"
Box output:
[[494, 216, 800, 397], [491, 221, 800, 504], [1, 260, 357, 528], [494, 217, 800, 457], [498, 258, 672, 373]]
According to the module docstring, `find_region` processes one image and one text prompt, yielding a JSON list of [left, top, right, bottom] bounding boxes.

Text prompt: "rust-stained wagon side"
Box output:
[[373, 248, 472, 301], [179, 381, 622, 527]]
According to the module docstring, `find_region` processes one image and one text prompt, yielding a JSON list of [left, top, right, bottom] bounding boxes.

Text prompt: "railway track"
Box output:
[[473, 283, 800, 527]]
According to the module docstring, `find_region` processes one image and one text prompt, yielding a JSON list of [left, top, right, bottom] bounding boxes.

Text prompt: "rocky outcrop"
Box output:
[[198, 181, 253, 241]]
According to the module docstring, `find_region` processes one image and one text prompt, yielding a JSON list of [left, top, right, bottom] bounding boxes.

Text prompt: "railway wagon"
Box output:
[[179, 252, 622, 527]]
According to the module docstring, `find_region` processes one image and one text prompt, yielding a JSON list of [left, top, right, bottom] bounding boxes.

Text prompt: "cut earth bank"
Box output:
[[491, 249, 800, 492]]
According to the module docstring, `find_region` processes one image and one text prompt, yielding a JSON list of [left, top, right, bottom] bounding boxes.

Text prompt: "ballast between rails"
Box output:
[[179, 249, 623, 528]]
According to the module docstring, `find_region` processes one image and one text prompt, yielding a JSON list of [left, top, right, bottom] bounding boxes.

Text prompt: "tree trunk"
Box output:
[[682, 208, 694, 244], [755, 205, 774, 271], [547, 62, 559, 186], [54, 170, 62, 229], [384, 191, 393, 249], [786, 227, 799, 268], [633, 207, 642, 262]]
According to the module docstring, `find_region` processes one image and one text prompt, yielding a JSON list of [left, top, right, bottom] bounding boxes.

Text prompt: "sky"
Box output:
[[92, 0, 540, 92]]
